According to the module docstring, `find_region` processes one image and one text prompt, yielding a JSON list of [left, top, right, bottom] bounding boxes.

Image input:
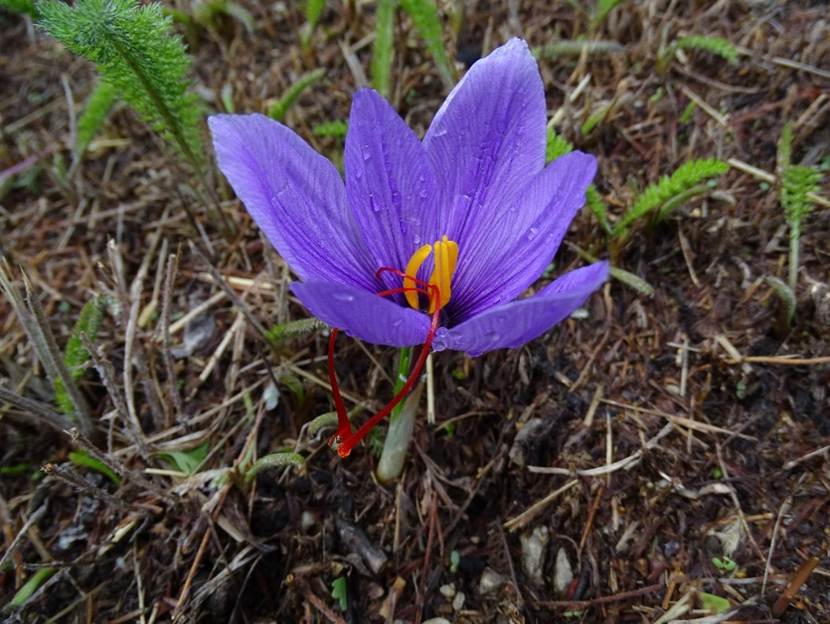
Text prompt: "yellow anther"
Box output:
[[402, 235, 459, 312], [428, 235, 458, 313], [404, 243, 432, 309]]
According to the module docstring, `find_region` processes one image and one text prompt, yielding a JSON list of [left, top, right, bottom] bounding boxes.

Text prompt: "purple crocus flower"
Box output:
[[209, 38, 608, 358]]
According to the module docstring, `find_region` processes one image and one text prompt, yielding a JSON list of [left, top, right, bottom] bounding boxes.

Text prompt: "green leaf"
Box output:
[[591, 0, 624, 29], [400, 0, 454, 91], [55, 295, 105, 418], [711, 556, 737, 572], [9, 568, 56, 608], [675, 35, 739, 65], [371, 0, 396, 98], [545, 127, 574, 163], [244, 452, 304, 482], [75, 80, 117, 159], [266, 68, 326, 122], [586, 185, 611, 235], [161, 442, 210, 475], [698, 591, 731, 614], [265, 317, 326, 345], [312, 119, 348, 139], [581, 103, 611, 136], [613, 158, 728, 239], [610, 265, 654, 296], [305, 0, 325, 24], [536, 39, 624, 59], [331, 576, 348, 611], [37, 0, 204, 166], [777, 122, 793, 172], [781, 164, 821, 224], [68, 450, 121, 486]]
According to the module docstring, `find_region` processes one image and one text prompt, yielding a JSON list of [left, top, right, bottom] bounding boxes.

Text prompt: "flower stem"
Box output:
[[376, 347, 416, 482]]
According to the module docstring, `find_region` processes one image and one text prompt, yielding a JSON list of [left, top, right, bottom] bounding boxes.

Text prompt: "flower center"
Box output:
[[403, 235, 458, 313]]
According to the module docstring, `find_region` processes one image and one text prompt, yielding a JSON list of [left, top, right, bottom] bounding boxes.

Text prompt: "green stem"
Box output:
[[376, 346, 416, 483], [389, 346, 412, 423], [788, 218, 800, 293]]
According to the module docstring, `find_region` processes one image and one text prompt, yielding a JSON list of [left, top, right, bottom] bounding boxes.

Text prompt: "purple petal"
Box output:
[[450, 152, 597, 321], [209, 114, 376, 291], [291, 280, 432, 347], [345, 89, 442, 290], [433, 262, 608, 356], [423, 38, 546, 249]]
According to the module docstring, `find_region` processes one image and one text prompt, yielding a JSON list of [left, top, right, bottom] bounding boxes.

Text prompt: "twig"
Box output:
[[0, 386, 70, 432], [161, 252, 184, 423], [496, 521, 524, 610], [772, 557, 820, 616], [504, 479, 579, 532], [0, 504, 46, 570], [537, 582, 663, 609], [762, 497, 791, 596], [304, 589, 348, 624]]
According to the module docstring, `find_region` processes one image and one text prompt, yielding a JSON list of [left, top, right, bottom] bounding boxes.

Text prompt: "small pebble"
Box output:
[[478, 567, 506, 595], [439, 583, 456, 599], [452, 591, 466, 611], [520, 526, 549, 586], [422, 619, 451, 624]]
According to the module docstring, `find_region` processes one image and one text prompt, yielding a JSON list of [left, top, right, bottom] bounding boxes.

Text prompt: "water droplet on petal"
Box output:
[[527, 227, 539, 241], [369, 194, 380, 212], [361, 143, 371, 160], [333, 292, 355, 303]]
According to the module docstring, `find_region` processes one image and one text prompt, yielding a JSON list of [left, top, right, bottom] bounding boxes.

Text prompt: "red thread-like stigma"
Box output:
[[326, 277, 440, 458]]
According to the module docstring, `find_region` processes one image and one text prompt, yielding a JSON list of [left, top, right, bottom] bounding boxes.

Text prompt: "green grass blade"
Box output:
[[266, 68, 326, 122], [545, 127, 574, 163], [9, 568, 56, 608], [400, 0, 454, 91], [371, 0, 396, 98]]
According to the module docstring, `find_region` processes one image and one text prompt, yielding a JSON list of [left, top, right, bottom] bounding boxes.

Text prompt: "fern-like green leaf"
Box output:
[[675, 35, 739, 65], [75, 80, 117, 159], [545, 128, 574, 163], [613, 158, 728, 238], [781, 165, 821, 224], [586, 185, 612, 234], [371, 0, 396, 98], [55, 295, 105, 417], [400, 0, 454, 92], [266, 68, 325, 122], [37, 0, 204, 166]]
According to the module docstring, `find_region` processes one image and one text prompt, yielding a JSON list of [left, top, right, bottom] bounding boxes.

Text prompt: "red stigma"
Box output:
[[326, 270, 440, 458]]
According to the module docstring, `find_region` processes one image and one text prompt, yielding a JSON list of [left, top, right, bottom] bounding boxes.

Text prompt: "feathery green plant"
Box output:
[[400, 0, 455, 92], [266, 68, 326, 122], [37, 0, 204, 168], [781, 164, 822, 292], [613, 158, 729, 239], [545, 128, 610, 233], [371, 0, 396, 98], [74, 80, 117, 163], [0, 0, 35, 15], [658, 35, 739, 71]]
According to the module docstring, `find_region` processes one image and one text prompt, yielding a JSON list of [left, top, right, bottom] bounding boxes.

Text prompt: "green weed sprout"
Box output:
[[545, 129, 728, 296], [769, 123, 824, 323], [657, 34, 739, 72]]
